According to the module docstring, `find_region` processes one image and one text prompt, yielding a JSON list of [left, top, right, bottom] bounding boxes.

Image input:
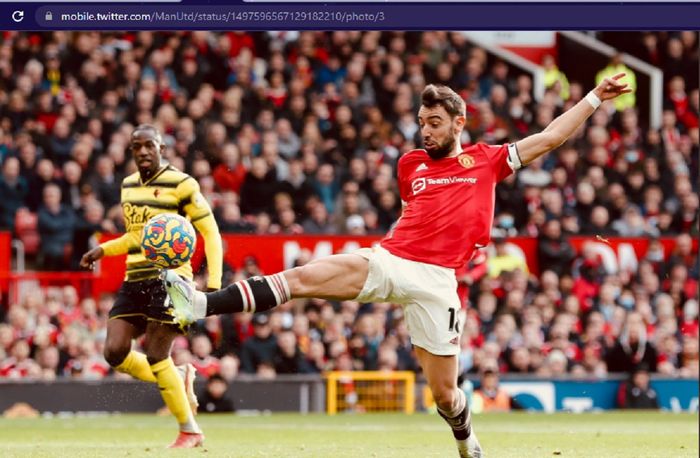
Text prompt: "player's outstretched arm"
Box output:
[[192, 215, 223, 291], [80, 246, 104, 270], [178, 177, 223, 291], [80, 232, 136, 270], [515, 72, 631, 166]]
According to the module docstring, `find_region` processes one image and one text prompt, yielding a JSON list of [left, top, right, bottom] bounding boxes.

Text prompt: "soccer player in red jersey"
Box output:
[[164, 75, 630, 457]]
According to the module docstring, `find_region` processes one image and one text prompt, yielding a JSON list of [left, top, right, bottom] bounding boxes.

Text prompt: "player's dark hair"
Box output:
[[421, 84, 466, 118], [132, 124, 164, 146]]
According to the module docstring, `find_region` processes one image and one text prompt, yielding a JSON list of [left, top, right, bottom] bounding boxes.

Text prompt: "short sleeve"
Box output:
[[397, 155, 411, 204], [484, 143, 518, 183]]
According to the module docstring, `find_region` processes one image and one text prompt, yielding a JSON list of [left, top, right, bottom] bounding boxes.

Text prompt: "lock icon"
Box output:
[[45, 11, 52, 21]]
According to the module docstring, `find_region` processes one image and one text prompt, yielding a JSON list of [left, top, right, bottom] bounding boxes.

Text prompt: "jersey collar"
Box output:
[[140, 165, 169, 187]]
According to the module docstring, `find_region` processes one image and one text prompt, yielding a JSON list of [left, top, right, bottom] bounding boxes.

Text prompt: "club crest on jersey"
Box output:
[[458, 154, 475, 169], [192, 192, 206, 208], [412, 177, 426, 195]]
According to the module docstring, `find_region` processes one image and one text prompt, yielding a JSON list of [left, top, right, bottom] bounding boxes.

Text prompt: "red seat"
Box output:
[[14, 208, 40, 255]]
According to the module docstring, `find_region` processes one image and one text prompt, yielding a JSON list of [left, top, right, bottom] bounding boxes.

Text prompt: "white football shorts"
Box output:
[[353, 246, 462, 356]]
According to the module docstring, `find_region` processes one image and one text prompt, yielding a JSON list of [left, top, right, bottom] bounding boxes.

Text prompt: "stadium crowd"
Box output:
[[0, 31, 697, 382]]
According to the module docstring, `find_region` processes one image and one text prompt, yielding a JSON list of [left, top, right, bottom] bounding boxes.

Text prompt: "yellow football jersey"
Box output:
[[100, 164, 223, 288]]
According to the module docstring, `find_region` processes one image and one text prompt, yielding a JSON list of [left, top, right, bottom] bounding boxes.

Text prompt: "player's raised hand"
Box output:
[[80, 246, 104, 270], [592, 72, 633, 101]]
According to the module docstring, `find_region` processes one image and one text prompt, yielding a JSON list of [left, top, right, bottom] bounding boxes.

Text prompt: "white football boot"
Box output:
[[456, 430, 483, 458], [161, 270, 197, 329]]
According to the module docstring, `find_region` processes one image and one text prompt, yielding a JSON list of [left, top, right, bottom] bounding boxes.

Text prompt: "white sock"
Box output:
[[193, 291, 207, 320], [180, 417, 202, 434]]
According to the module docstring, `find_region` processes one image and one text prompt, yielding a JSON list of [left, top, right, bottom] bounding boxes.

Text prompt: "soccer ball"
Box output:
[[141, 213, 196, 269]]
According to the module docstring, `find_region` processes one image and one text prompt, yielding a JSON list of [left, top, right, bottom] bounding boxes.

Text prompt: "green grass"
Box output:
[[0, 412, 697, 457]]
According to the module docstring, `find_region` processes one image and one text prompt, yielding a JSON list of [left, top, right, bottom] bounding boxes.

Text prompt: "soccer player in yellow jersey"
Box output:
[[80, 125, 223, 448]]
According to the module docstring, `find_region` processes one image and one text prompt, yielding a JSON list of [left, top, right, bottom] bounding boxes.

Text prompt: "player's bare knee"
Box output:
[[285, 266, 308, 297], [145, 341, 170, 366], [146, 352, 168, 366], [103, 344, 129, 368], [431, 386, 457, 411]]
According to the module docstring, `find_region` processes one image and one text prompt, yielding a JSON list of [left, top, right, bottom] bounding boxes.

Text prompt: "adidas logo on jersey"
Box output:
[[416, 163, 428, 172]]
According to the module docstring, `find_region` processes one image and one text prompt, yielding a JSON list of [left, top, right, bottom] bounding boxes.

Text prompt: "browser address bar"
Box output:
[[31, 3, 700, 30]]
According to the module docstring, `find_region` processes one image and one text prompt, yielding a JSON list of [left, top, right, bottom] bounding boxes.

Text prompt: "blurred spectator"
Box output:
[[70, 200, 113, 269], [585, 206, 616, 236], [88, 156, 120, 210], [37, 346, 60, 380], [617, 367, 659, 409], [542, 349, 569, 377], [377, 342, 399, 372], [60, 161, 84, 211], [240, 157, 278, 216], [518, 157, 551, 188], [506, 346, 533, 374], [472, 367, 513, 412], [487, 231, 529, 278], [679, 335, 699, 378], [663, 37, 690, 81], [273, 330, 311, 374], [218, 355, 240, 383], [541, 54, 570, 101], [0, 157, 27, 230], [302, 201, 336, 234], [537, 219, 575, 277], [37, 183, 75, 270], [212, 143, 247, 195], [606, 312, 658, 373], [191, 334, 221, 379], [198, 373, 236, 413], [612, 205, 660, 237], [256, 362, 277, 380], [26, 159, 57, 212], [312, 163, 340, 214], [596, 53, 637, 111], [0, 339, 40, 378], [48, 118, 76, 165], [345, 214, 367, 235], [240, 314, 277, 374]]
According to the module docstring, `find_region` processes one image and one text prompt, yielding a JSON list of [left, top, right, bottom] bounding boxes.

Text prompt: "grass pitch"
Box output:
[[0, 411, 696, 457]]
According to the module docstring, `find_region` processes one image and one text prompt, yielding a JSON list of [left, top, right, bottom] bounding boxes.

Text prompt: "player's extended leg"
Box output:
[[164, 253, 369, 326], [415, 346, 482, 458], [104, 318, 156, 382], [145, 321, 204, 448]]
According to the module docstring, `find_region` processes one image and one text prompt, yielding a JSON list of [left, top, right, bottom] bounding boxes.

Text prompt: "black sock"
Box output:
[[438, 405, 471, 440], [205, 274, 290, 316]]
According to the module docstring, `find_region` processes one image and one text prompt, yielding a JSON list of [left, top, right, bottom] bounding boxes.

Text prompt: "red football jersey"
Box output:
[[380, 143, 515, 269]]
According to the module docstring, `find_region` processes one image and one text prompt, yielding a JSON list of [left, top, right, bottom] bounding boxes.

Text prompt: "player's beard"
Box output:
[[425, 136, 456, 160]]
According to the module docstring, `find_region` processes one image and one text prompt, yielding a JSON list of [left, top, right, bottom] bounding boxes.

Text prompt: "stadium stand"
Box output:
[[0, 31, 697, 381]]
